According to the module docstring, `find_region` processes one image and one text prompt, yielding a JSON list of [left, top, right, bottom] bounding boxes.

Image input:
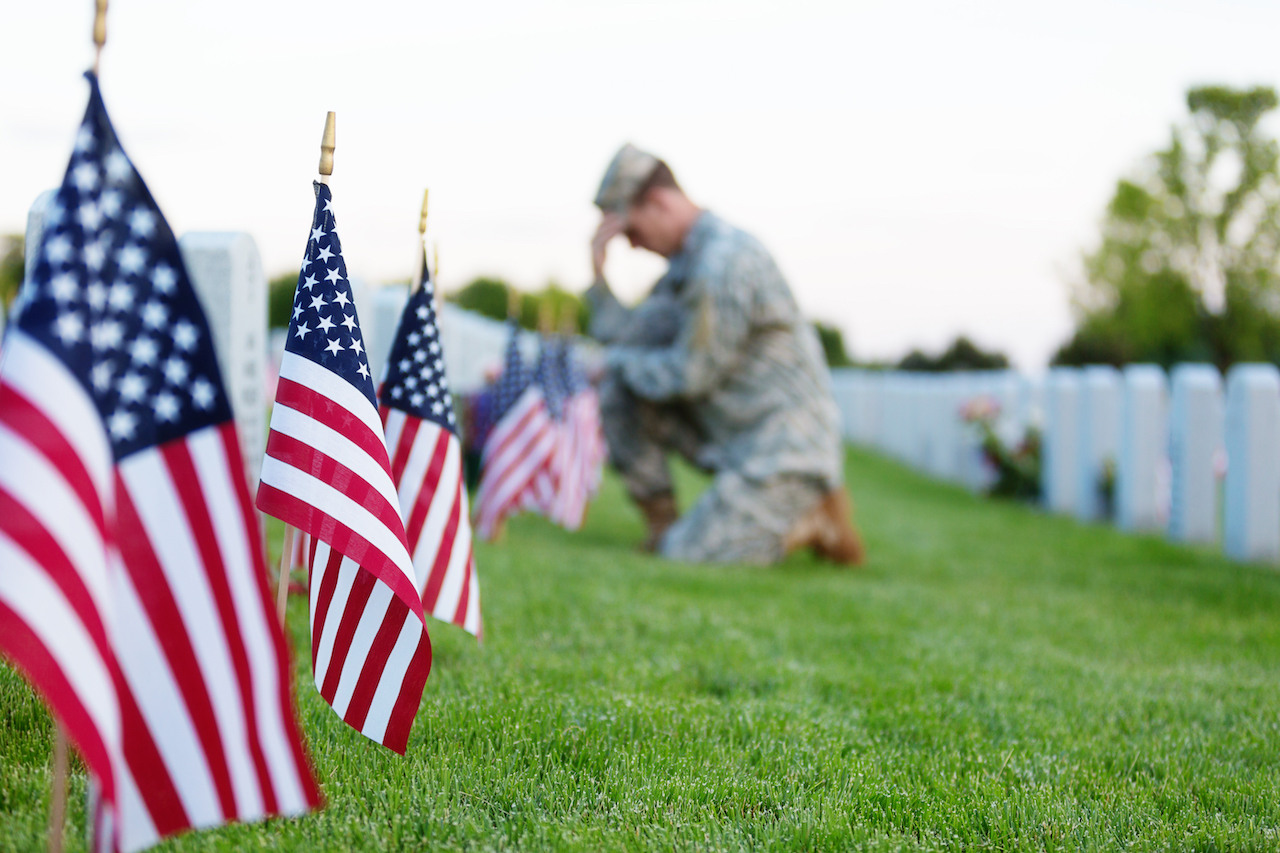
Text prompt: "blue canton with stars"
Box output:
[[531, 338, 569, 421], [555, 337, 589, 394], [14, 73, 231, 460], [285, 182, 376, 405], [490, 320, 531, 425], [377, 259, 457, 433]]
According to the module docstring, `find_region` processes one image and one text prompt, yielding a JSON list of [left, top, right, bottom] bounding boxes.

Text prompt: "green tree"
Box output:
[[898, 336, 1009, 372], [0, 235, 23, 312], [449, 277, 511, 323], [1056, 85, 1280, 369], [268, 271, 300, 329], [813, 321, 853, 367], [448, 278, 588, 333], [519, 283, 588, 334]]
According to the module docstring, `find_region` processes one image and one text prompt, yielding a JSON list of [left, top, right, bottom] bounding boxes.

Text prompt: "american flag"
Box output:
[[256, 181, 431, 755], [0, 74, 320, 853], [519, 338, 570, 514], [547, 339, 606, 530], [472, 322, 556, 540], [378, 260, 481, 638]]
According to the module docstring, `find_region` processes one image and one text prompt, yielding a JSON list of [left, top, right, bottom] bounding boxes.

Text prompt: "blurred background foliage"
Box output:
[[898, 336, 1010, 372], [0, 235, 23, 312], [814, 321, 853, 367], [268, 271, 298, 330], [448, 277, 589, 334], [1055, 84, 1280, 370]]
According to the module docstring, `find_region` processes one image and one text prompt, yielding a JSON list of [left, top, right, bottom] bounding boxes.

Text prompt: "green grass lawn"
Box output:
[[4, 447, 1280, 851]]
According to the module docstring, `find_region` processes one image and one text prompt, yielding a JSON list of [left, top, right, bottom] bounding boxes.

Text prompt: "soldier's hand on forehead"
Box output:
[[591, 212, 628, 282]]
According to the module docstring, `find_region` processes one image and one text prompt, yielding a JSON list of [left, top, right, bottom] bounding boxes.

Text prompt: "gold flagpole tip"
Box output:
[[318, 111, 336, 180], [92, 0, 109, 72], [507, 285, 521, 320], [433, 244, 439, 282], [418, 189, 430, 236]]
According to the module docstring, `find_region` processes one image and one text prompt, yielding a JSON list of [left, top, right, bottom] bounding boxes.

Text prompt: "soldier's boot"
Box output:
[[636, 492, 679, 553], [783, 488, 865, 566]]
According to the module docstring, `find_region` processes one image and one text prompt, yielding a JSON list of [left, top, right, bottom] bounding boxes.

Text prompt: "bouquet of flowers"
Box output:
[[960, 396, 1041, 501]]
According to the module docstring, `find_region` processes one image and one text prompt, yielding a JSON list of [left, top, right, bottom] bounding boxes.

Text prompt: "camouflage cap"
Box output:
[[594, 143, 659, 214]]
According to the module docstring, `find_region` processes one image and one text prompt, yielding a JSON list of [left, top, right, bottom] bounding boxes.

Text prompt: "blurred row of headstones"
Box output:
[[830, 361, 1280, 565]]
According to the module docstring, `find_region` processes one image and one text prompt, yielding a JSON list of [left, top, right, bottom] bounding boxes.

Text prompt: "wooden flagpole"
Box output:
[[275, 525, 295, 625], [47, 725, 68, 853], [415, 189, 429, 289], [277, 111, 337, 625], [318, 111, 335, 184], [91, 0, 107, 75]]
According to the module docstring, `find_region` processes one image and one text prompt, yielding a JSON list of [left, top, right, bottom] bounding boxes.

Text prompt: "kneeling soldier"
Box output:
[[585, 144, 865, 565]]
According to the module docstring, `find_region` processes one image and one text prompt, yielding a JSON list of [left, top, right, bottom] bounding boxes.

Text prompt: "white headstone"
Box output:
[[23, 190, 56, 284], [1223, 364, 1280, 563], [178, 233, 268, 486], [914, 375, 939, 474], [829, 368, 881, 447], [1014, 374, 1045, 439], [828, 367, 861, 442], [1076, 365, 1122, 521], [433, 304, 542, 394], [932, 375, 966, 483], [11, 190, 59, 333], [983, 370, 1019, 448], [955, 373, 992, 491], [877, 373, 903, 458], [854, 370, 883, 446], [1043, 368, 1081, 513], [1116, 365, 1168, 532], [1167, 364, 1223, 544], [366, 284, 411, 386]]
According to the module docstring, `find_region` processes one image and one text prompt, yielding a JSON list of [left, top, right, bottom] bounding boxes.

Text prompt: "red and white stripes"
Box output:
[[548, 388, 606, 531], [0, 330, 320, 853], [473, 386, 558, 540], [257, 351, 431, 755], [382, 408, 481, 637]]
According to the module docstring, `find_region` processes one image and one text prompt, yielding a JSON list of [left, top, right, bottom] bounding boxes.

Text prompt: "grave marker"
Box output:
[[829, 368, 862, 442], [179, 233, 267, 486], [1116, 365, 1167, 532], [1043, 368, 1081, 513], [367, 284, 411, 385], [1223, 364, 1280, 563], [14, 191, 58, 334], [1076, 366, 1122, 521], [1168, 364, 1223, 544]]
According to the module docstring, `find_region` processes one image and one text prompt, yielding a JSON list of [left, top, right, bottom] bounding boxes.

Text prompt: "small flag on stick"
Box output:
[[520, 337, 570, 514], [472, 322, 556, 540], [379, 251, 482, 638], [0, 73, 320, 853], [256, 117, 431, 754], [547, 338, 606, 530]]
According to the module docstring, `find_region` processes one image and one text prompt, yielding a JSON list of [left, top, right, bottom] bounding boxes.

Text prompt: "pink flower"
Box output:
[[959, 395, 1001, 423]]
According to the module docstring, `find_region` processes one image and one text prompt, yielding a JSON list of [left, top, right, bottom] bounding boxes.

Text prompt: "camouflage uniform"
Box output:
[[586, 211, 844, 564]]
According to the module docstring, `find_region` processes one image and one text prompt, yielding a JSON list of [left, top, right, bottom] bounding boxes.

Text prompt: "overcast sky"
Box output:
[[5, 0, 1280, 368]]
